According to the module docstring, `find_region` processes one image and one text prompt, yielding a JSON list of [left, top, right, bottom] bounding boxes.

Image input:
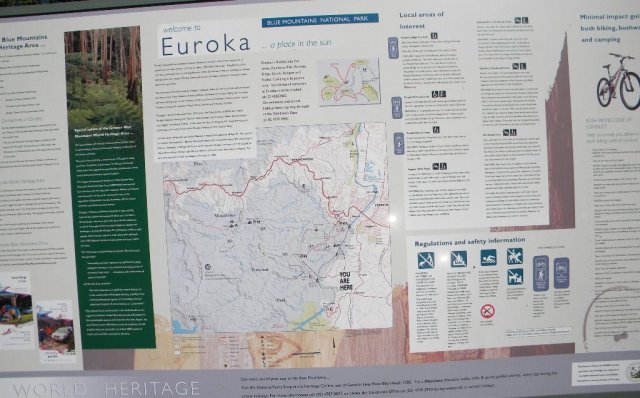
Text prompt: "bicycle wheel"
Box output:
[[597, 77, 612, 107], [620, 71, 640, 110]]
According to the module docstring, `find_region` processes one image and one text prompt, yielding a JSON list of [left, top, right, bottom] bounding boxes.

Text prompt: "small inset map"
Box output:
[[319, 58, 381, 106]]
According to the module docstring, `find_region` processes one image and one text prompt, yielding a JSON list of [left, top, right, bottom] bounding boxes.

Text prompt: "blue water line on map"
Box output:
[[292, 307, 325, 330]]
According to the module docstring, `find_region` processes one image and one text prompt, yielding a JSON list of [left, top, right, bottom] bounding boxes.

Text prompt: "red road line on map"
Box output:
[[332, 62, 355, 84], [163, 127, 389, 228]]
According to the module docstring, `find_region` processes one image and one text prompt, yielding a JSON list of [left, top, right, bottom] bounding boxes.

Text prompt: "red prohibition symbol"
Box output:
[[481, 304, 495, 319]]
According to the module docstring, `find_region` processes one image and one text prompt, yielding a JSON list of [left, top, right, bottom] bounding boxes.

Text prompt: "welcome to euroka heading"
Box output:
[[11, 380, 200, 397], [161, 29, 249, 56]]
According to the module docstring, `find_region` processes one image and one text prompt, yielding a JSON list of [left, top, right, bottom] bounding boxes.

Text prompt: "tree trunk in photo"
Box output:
[[80, 31, 87, 61], [92, 30, 99, 64], [95, 30, 100, 83], [127, 27, 139, 104], [87, 30, 99, 83], [119, 28, 126, 77], [113, 32, 119, 76], [64, 32, 73, 54], [109, 31, 115, 78], [101, 29, 109, 84], [79, 31, 88, 83]]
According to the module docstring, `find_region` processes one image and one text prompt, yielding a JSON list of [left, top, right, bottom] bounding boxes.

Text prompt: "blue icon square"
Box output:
[[554, 258, 570, 289], [451, 251, 467, 267], [391, 97, 403, 119], [533, 256, 549, 292], [388, 37, 399, 59], [481, 249, 497, 266], [507, 248, 523, 265], [394, 132, 405, 155], [418, 252, 434, 269], [507, 268, 524, 285]]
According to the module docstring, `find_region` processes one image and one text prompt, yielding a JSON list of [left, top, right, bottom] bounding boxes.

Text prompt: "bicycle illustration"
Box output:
[[597, 53, 640, 110]]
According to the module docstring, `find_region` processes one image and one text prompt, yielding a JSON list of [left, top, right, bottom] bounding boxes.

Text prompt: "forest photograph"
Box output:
[[64, 26, 143, 133]]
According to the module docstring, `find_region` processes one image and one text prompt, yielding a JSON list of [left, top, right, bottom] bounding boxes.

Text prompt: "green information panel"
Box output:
[[65, 26, 155, 349]]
